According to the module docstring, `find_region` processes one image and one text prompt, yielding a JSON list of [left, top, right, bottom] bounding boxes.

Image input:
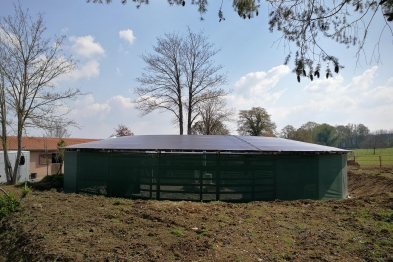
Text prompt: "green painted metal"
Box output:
[[64, 151, 348, 202], [64, 151, 78, 193]]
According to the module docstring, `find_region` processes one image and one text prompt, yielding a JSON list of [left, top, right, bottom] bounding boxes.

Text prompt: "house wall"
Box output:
[[29, 151, 64, 180]]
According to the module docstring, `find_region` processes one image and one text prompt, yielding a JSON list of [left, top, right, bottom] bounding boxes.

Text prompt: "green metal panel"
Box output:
[[65, 150, 347, 202], [275, 155, 319, 200], [64, 151, 78, 193], [318, 154, 347, 200], [342, 154, 348, 198], [77, 152, 109, 196]]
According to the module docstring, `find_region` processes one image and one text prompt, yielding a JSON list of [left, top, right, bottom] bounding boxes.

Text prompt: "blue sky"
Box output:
[[1, 1, 392, 138]]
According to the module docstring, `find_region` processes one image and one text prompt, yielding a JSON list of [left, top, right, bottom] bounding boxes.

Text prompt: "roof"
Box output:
[[0, 136, 100, 151], [64, 135, 349, 153]]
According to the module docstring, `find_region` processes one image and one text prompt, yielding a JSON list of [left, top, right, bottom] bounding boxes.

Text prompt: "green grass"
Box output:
[[170, 229, 185, 236], [348, 148, 393, 166]]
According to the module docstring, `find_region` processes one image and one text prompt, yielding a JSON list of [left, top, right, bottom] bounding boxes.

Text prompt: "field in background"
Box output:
[[348, 148, 393, 167]]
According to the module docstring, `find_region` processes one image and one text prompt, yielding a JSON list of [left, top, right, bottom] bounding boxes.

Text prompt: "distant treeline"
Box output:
[[280, 122, 393, 149]]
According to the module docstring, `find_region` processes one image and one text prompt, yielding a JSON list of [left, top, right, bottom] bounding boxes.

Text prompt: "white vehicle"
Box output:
[[0, 151, 30, 183]]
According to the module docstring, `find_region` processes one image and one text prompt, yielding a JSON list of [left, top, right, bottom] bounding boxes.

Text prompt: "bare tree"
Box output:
[[134, 28, 228, 135], [191, 95, 234, 135], [237, 107, 277, 136], [44, 120, 71, 138], [0, 4, 81, 184], [361, 130, 389, 154]]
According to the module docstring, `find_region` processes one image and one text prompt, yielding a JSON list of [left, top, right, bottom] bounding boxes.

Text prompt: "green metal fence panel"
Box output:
[[65, 151, 347, 202], [318, 154, 347, 200], [64, 151, 78, 193], [77, 152, 109, 196], [275, 155, 319, 200], [342, 154, 348, 198]]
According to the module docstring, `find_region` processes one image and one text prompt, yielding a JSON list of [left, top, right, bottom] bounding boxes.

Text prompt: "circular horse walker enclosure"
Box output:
[[64, 135, 349, 202]]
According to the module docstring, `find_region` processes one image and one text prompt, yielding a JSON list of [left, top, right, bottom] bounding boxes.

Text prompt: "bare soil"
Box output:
[[1, 167, 393, 262]]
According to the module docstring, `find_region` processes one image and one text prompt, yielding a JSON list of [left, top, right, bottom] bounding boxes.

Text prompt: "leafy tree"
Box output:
[[280, 125, 313, 143], [88, 0, 393, 81], [55, 139, 66, 175], [192, 120, 230, 135], [237, 107, 276, 136], [336, 123, 369, 148], [0, 4, 81, 184], [312, 123, 340, 147], [134, 28, 228, 135], [280, 125, 297, 139], [113, 124, 134, 137], [299, 121, 319, 139]]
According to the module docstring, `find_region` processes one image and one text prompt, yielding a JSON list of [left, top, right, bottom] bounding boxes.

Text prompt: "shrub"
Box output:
[[0, 193, 20, 221]]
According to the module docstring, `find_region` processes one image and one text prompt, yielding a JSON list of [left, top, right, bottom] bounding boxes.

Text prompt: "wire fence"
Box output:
[[346, 154, 393, 167]]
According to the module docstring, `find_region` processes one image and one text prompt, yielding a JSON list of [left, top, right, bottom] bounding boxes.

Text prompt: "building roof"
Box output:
[[64, 135, 349, 153], [0, 136, 100, 151]]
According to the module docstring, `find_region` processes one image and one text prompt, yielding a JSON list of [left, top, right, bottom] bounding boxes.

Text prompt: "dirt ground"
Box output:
[[1, 166, 393, 262]]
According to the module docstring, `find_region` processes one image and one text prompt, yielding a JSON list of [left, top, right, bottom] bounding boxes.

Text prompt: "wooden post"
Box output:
[[379, 155, 382, 169]]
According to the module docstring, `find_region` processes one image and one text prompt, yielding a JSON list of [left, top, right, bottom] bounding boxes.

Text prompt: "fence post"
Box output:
[[379, 155, 382, 169]]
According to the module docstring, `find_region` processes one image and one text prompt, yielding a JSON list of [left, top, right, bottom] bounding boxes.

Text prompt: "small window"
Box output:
[[40, 153, 63, 164], [52, 153, 63, 164]]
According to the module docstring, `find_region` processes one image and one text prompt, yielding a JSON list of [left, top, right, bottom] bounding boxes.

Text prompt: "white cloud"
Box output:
[[59, 60, 100, 81], [65, 94, 176, 138], [272, 66, 393, 131], [61, 27, 69, 34], [228, 65, 290, 111], [72, 94, 110, 120], [116, 67, 123, 76], [117, 44, 129, 54], [228, 66, 392, 133], [304, 66, 378, 95], [119, 29, 136, 44], [235, 65, 290, 98], [108, 95, 134, 110], [70, 35, 105, 58], [303, 75, 345, 94], [346, 66, 377, 92]]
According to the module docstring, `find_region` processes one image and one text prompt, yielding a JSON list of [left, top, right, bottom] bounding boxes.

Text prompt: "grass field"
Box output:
[[348, 148, 393, 167]]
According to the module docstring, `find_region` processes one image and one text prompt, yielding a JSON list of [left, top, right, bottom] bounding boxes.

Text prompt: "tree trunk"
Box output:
[[187, 89, 193, 135], [11, 118, 23, 185], [0, 69, 13, 183], [178, 93, 183, 135]]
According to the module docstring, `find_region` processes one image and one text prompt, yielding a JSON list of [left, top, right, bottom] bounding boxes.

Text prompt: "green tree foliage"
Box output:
[[336, 123, 369, 148], [88, 0, 393, 81], [0, 189, 19, 221], [312, 123, 340, 147], [237, 107, 276, 136], [280, 124, 313, 143], [192, 120, 230, 135]]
